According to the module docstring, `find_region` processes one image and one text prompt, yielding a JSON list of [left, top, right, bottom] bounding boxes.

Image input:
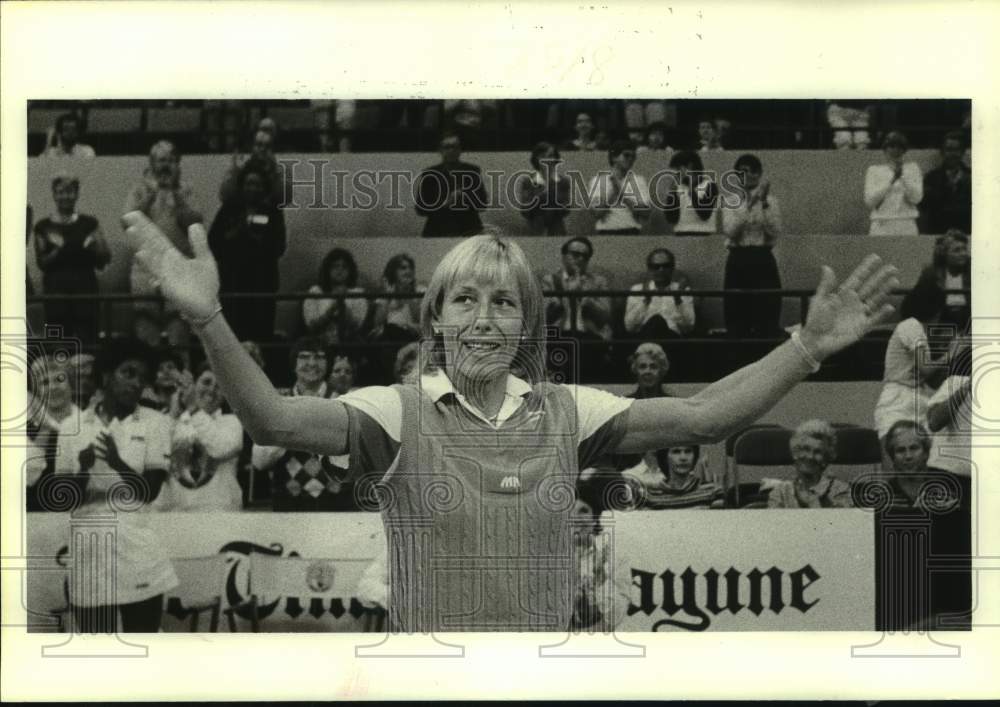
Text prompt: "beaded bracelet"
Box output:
[[790, 330, 822, 373]]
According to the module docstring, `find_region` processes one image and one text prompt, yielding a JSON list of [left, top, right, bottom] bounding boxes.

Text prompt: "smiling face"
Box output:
[[698, 120, 716, 143], [888, 427, 929, 473], [667, 446, 697, 476], [295, 349, 327, 388], [791, 436, 832, 479], [633, 353, 665, 389], [575, 113, 594, 139], [105, 358, 148, 413], [435, 274, 524, 386], [194, 369, 222, 414], [884, 143, 906, 164], [32, 359, 72, 412]]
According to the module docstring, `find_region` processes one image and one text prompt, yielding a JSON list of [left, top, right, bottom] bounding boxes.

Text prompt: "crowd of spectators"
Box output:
[[32, 99, 969, 154]]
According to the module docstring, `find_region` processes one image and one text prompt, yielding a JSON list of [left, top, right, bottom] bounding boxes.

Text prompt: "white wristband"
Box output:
[[790, 331, 821, 373]]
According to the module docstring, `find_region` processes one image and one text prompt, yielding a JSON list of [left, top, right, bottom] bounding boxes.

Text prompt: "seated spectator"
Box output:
[[68, 352, 99, 410], [394, 342, 421, 385], [143, 348, 190, 415], [123, 140, 203, 350], [587, 140, 651, 235], [328, 354, 357, 397], [372, 253, 423, 337], [25, 354, 80, 511], [208, 158, 287, 342], [563, 112, 599, 152], [414, 134, 487, 238], [542, 238, 613, 382], [40, 113, 96, 158], [721, 153, 784, 337], [514, 142, 572, 236], [303, 248, 370, 345], [571, 469, 633, 632], [875, 417, 971, 631], [624, 248, 696, 340], [826, 100, 872, 150], [625, 342, 673, 399], [882, 420, 934, 505], [542, 237, 612, 340], [921, 132, 971, 235], [663, 150, 719, 236], [874, 286, 950, 444], [33, 173, 110, 345], [219, 127, 292, 207], [697, 117, 724, 152], [908, 230, 970, 332], [864, 131, 923, 236], [624, 445, 722, 509], [637, 121, 672, 154], [766, 420, 853, 508], [926, 338, 972, 479], [252, 338, 355, 511], [162, 364, 244, 511]]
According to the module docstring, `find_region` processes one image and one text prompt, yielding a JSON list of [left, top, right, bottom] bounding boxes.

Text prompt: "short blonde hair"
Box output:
[[789, 419, 838, 463], [628, 342, 669, 377], [419, 234, 546, 383]]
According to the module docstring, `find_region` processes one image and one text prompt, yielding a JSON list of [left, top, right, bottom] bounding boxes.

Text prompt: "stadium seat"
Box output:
[[87, 107, 143, 133], [171, 555, 228, 632], [829, 425, 883, 483], [146, 107, 202, 133], [731, 427, 794, 506], [27, 108, 65, 135]]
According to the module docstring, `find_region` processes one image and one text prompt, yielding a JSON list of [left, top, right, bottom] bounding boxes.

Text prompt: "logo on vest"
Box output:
[[499, 475, 522, 492]]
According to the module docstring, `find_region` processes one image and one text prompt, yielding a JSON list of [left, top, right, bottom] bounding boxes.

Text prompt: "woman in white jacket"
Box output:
[[864, 131, 923, 236], [164, 364, 244, 511]]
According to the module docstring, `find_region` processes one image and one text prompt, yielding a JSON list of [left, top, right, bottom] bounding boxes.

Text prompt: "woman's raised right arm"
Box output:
[[124, 212, 349, 456]]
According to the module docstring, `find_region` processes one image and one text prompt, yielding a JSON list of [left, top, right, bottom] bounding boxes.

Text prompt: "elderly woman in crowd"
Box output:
[[303, 247, 370, 346], [625, 343, 673, 399], [864, 131, 923, 236], [766, 419, 853, 508], [26, 354, 81, 511]]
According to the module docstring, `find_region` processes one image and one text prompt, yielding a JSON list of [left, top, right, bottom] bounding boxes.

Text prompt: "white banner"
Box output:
[[25, 510, 873, 632]]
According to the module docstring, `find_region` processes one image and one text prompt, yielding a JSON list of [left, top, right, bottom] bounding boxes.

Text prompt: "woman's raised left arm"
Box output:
[[617, 256, 899, 452]]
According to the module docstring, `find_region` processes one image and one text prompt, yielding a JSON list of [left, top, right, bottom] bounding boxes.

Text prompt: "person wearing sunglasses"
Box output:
[[542, 237, 613, 382], [586, 139, 651, 235], [624, 247, 696, 340]]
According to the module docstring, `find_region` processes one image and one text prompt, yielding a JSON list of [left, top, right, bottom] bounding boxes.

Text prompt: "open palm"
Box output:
[[802, 255, 900, 360], [123, 211, 220, 321]]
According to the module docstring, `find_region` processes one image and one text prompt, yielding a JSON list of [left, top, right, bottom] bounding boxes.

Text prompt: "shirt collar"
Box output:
[[421, 368, 532, 403]]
